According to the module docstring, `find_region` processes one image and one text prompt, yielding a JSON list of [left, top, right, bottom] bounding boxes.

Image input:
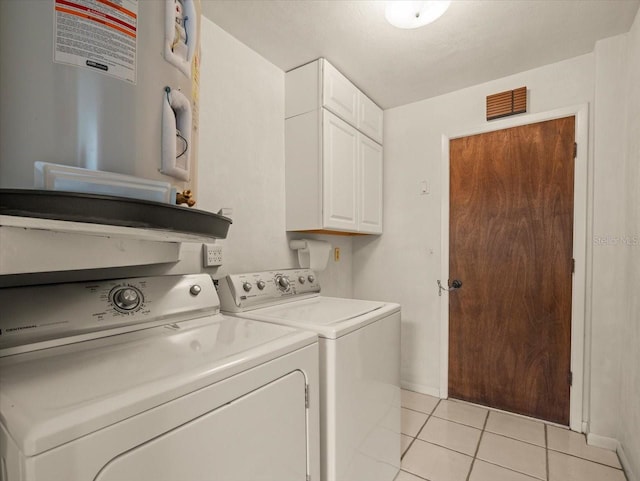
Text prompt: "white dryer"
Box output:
[[0, 274, 320, 481], [217, 269, 401, 481]]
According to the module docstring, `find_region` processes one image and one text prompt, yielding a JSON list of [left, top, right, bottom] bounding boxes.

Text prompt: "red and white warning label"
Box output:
[[54, 0, 138, 83]]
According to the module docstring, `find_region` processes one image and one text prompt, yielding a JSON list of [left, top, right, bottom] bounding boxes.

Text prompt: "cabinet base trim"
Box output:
[[288, 229, 371, 237]]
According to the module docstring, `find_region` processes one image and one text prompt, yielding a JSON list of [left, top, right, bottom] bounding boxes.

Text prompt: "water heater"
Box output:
[[0, 0, 201, 195]]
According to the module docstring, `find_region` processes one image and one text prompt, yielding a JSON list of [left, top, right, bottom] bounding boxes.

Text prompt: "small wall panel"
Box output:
[[487, 87, 527, 120]]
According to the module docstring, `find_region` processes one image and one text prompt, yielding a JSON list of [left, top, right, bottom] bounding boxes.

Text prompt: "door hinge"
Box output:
[[573, 142, 577, 158], [572, 258, 576, 274], [305, 384, 309, 408], [568, 371, 573, 386]]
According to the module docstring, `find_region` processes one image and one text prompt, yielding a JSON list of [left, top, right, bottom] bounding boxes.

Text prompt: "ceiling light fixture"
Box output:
[[385, 1, 451, 29]]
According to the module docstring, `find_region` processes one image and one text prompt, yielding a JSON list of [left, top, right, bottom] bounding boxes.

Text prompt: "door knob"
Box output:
[[437, 279, 463, 296]]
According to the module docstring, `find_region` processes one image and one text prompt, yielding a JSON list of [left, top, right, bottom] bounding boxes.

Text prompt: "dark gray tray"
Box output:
[[0, 189, 232, 239]]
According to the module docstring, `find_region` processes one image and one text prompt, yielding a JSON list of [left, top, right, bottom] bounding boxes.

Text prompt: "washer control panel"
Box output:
[[0, 274, 217, 355], [217, 269, 320, 312]]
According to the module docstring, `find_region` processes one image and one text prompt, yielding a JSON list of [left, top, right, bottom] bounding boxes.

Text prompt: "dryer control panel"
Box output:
[[217, 269, 320, 312], [0, 274, 218, 356]]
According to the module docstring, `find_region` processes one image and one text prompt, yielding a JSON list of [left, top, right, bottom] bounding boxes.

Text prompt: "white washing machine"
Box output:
[[217, 269, 401, 481], [0, 274, 320, 481]]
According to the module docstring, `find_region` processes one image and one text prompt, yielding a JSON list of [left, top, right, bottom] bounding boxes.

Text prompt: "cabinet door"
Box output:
[[358, 92, 384, 144], [322, 60, 358, 127], [358, 134, 383, 234], [323, 111, 358, 231]]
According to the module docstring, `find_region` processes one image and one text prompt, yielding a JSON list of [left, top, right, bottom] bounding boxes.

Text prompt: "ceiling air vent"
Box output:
[[486, 87, 527, 120]]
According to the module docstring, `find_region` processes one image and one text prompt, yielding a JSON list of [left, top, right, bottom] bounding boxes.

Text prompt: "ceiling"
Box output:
[[201, 0, 640, 109]]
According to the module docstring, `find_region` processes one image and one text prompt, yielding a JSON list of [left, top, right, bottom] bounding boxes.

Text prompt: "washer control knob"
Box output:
[[114, 288, 140, 310], [257, 280, 266, 290], [242, 281, 252, 292], [308, 275, 315, 283], [277, 276, 290, 290], [298, 276, 306, 284], [190, 285, 202, 296]]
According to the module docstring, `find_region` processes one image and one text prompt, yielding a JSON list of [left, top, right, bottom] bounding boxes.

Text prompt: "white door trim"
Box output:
[[440, 104, 589, 432]]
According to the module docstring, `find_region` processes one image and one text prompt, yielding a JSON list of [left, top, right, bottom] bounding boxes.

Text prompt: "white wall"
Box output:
[[587, 15, 640, 477], [618, 7, 640, 479], [196, 15, 638, 469], [197, 17, 352, 298], [353, 54, 595, 395], [589, 33, 628, 440]]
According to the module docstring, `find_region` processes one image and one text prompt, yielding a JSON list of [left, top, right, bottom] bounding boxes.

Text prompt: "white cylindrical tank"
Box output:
[[0, 0, 201, 194]]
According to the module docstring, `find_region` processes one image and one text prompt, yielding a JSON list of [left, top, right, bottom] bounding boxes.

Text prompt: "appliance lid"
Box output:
[[0, 315, 316, 456], [234, 296, 400, 339], [257, 297, 385, 324]]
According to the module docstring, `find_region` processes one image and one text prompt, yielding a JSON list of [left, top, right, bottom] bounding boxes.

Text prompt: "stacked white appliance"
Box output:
[[217, 268, 401, 481], [0, 274, 320, 481]]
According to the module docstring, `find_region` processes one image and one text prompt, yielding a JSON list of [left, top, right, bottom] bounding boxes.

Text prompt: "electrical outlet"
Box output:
[[334, 247, 340, 262], [203, 243, 223, 267]]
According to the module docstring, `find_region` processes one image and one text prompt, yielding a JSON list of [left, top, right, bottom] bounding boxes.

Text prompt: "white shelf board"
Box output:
[[0, 215, 215, 275]]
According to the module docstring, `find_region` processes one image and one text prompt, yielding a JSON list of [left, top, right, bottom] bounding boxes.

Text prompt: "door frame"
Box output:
[[439, 104, 589, 432]]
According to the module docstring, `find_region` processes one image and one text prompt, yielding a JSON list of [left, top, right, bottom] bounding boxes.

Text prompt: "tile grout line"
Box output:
[[480, 428, 545, 449], [430, 412, 486, 431], [419, 439, 480, 459], [401, 399, 440, 460], [476, 458, 547, 480], [547, 448, 626, 471], [452, 397, 569, 430], [545, 424, 550, 481], [414, 400, 439, 439], [402, 405, 439, 416], [465, 408, 490, 481], [400, 399, 440, 480], [546, 425, 625, 471], [398, 468, 432, 481]]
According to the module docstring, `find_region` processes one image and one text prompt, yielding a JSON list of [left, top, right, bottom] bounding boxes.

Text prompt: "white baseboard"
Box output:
[[587, 432, 619, 451], [400, 381, 441, 398], [618, 443, 637, 481], [586, 431, 637, 481], [581, 421, 589, 434]]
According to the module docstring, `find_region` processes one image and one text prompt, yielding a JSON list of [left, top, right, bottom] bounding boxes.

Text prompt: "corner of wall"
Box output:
[[586, 27, 630, 439], [617, 4, 640, 481]]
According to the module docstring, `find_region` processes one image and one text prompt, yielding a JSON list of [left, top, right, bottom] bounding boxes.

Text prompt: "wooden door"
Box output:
[[449, 117, 575, 425]]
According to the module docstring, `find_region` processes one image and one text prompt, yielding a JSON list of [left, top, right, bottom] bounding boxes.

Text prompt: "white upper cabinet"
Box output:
[[285, 59, 383, 144], [322, 112, 359, 231], [358, 135, 383, 233], [322, 61, 359, 128], [285, 59, 383, 235], [285, 110, 383, 235], [357, 92, 384, 144]]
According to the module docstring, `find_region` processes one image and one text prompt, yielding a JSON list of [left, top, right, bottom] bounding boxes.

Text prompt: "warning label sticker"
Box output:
[[54, 0, 138, 83]]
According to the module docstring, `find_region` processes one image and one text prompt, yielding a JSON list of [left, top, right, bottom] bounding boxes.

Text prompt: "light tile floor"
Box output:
[[397, 389, 628, 481]]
